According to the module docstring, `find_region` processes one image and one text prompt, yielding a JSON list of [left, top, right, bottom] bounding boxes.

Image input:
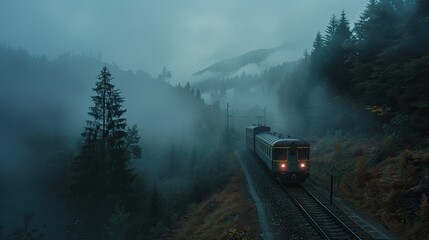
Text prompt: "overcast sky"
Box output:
[[0, 0, 367, 82]]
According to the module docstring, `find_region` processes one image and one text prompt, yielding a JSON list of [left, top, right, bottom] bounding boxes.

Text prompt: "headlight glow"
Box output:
[[300, 163, 305, 168], [281, 163, 286, 168]]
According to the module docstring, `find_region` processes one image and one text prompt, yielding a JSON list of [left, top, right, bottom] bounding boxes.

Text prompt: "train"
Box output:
[[246, 125, 310, 182]]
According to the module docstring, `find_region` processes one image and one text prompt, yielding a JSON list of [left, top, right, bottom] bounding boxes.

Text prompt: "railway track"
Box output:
[[232, 138, 365, 239], [280, 183, 361, 240]]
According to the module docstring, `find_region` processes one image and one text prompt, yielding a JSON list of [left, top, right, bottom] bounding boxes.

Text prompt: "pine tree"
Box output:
[[195, 89, 202, 100], [336, 10, 352, 44], [303, 49, 309, 60], [70, 66, 141, 237], [149, 184, 162, 224], [167, 145, 180, 177], [157, 66, 172, 83], [321, 11, 353, 94], [311, 32, 324, 53], [417, 0, 429, 16], [184, 81, 191, 93], [324, 15, 338, 44], [311, 31, 325, 70]]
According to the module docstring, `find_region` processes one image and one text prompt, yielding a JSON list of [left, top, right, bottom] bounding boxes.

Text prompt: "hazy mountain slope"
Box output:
[[189, 44, 297, 101], [191, 44, 293, 90], [0, 45, 205, 142], [193, 47, 281, 76], [0, 45, 208, 237]]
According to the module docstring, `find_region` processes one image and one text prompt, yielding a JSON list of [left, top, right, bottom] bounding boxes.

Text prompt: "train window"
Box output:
[[273, 148, 288, 160], [298, 148, 309, 160]]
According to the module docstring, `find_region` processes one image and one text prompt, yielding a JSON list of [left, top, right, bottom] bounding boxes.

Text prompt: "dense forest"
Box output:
[[208, 0, 428, 142], [0, 46, 234, 239], [293, 1, 429, 238], [301, 0, 429, 141], [209, 1, 429, 238]]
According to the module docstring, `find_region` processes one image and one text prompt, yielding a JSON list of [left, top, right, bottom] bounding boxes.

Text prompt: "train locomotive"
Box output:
[[246, 125, 310, 182]]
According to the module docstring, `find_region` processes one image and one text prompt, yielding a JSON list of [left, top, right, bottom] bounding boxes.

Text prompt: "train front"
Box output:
[[272, 139, 310, 182]]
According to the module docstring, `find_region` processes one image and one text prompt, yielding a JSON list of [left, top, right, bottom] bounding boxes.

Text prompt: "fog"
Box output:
[[0, 1, 373, 239], [0, 0, 367, 82], [0, 49, 220, 238]]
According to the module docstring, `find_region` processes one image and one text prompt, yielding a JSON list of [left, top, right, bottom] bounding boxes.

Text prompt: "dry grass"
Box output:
[[171, 173, 260, 240], [312, 135, 429, 239]]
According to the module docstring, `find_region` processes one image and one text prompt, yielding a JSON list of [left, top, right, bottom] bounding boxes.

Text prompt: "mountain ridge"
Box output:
[[192, 44, 289, 77]]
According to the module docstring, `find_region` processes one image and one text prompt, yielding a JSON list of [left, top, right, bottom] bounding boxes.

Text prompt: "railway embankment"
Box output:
[[233, 141, 323, 239], [159, 150, 260, 240], [311, 133, 429, 239]]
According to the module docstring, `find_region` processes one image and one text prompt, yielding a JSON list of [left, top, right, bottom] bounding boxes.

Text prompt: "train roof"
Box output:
[[246, 125, 270, 130], [256, 132, 309, 147]]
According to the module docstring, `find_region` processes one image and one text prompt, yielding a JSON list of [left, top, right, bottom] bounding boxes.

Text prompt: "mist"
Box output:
[[0, 0, 367, 82], [0, 47, 222, 238], [3, 0, 410, 239]]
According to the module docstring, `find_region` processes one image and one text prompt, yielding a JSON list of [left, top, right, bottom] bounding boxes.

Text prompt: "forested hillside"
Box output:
[[207, 1, 428, 238], [292, 1, 429, 238], [307, 0, 429, 140], [0, 45, 228, 239]]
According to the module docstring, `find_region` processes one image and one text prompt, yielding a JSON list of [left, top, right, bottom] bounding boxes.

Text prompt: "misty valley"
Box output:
[[1, 0, 429, 239]]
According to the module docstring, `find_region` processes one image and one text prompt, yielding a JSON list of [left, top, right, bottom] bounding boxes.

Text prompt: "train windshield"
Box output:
[[273, 148, 288, 160], [298, 148, 309, 160]]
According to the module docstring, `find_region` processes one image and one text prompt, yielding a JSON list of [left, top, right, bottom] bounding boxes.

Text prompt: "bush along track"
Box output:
[[311, 133, 429, 239]]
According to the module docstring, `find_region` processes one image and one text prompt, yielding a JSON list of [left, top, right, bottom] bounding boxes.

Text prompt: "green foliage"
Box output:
[[323, 15, 338, 44], [320, 11, 354, 94], [382, 114, 417, 138], [277, 62, 313, 135], [311, 32, 324, 66], [158, 178, 193, 219], [147, 221, 167, 240], [312, 131, 429, 238], [184, 81, 191, 93], [69, 66, 142, 238], [138, 144, 238, 238], [65, 218, 87, 239], [103, 206, 130, 240], [300, 1, 429, 141], [12, 213, 46, 240], [157, 66, 172, 83], [227, 225, 253, 240], [350, 0, 429, 118], [125, 124, 142, 160], [191, 150, 237, 202], [149, 184, 162, 223], [168, 145, 180, 176]]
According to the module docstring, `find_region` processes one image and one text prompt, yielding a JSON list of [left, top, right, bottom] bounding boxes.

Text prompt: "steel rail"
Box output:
[[280, 182, 362, 240], [233, 137, 361, 239], [279, 181, 330, 239], [299, 184, 362, 240]]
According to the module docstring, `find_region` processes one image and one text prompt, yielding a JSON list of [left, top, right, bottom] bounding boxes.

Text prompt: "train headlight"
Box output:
[[281, 163, 286, 169], [300, 163, 306, 168]]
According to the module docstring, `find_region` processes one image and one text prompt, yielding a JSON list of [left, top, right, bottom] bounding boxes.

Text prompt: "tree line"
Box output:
[[63, 66, 232, 240], [278, 0, 428, 141], [68, 66, 142, 238]]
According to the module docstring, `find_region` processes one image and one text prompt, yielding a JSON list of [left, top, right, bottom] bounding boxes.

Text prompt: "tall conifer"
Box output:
[[70, 66, 141, 237]]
